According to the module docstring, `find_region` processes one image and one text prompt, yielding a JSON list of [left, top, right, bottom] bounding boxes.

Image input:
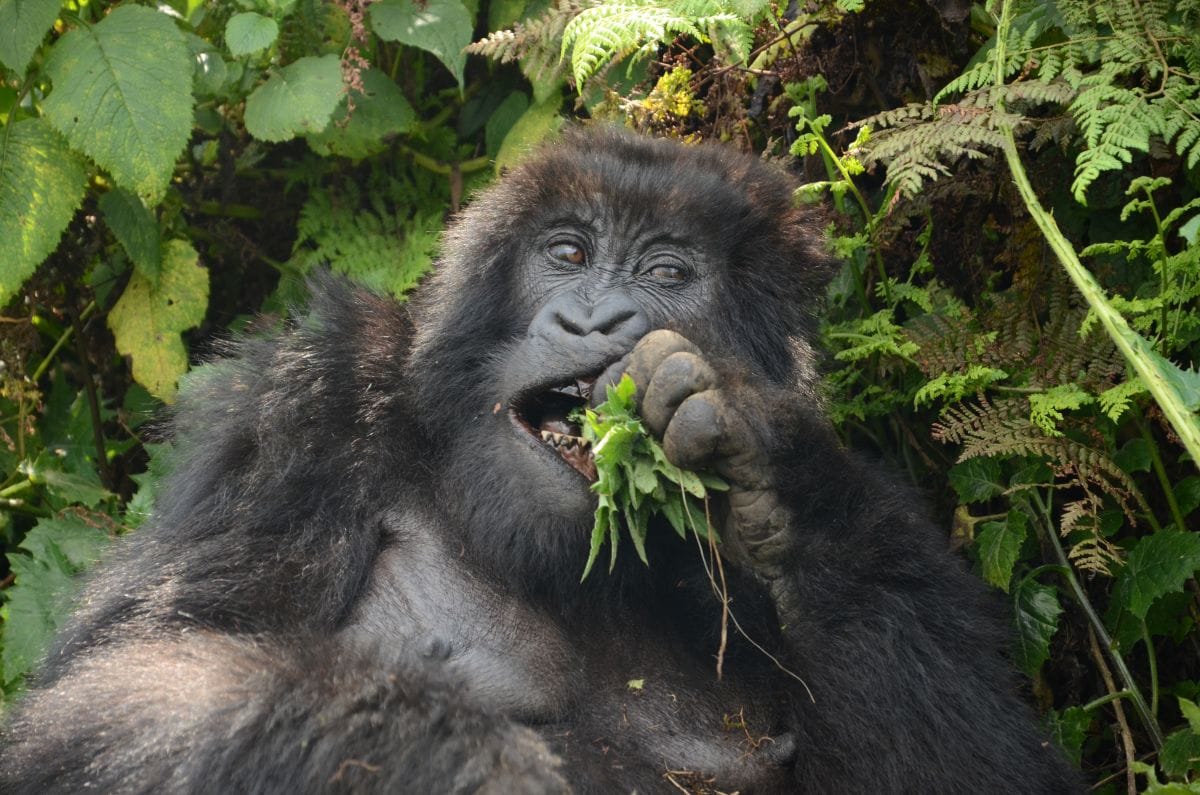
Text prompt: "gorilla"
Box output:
[[1, 129, 1076, 792]]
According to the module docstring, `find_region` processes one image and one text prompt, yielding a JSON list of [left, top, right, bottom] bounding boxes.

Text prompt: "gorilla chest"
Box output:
[[342, 534, 794, 790]]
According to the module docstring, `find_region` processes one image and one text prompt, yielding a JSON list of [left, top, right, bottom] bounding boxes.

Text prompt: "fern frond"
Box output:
[[559, 0, 747, 86]]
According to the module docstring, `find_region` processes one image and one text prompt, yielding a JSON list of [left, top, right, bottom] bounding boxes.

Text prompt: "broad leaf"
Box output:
[[1113, 529, 1200, 620], [0, 0, 60, 73], [99, 187, 161, 279], [1, 514, 110, 684], [370, 0, 472, 90], [947, 457, 1004, 504], [1012, 578, 1062, 676], [307, 69, 416, 159], [0, 119, 87, 303], [225, 12, 278, 57], [495, 97, 562, 173], [976, 510, 1027, 591], [107, 240, 209, 403], [43, 5, 193, 202], [244, 54, 342, 143]]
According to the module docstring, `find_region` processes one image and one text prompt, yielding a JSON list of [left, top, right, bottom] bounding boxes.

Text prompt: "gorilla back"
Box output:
[[0, 130, 1078, 793]]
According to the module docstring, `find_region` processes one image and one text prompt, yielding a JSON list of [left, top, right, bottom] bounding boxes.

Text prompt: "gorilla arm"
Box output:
[[0, 632, 568, 794], [604, 330, 1078, 792]]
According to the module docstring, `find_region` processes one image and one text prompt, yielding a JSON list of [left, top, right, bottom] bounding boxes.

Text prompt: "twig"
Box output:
[[1088, 626, 1137, 795]]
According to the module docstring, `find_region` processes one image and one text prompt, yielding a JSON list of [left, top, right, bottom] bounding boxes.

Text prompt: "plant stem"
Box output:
[[1082, 690, 1134, 712], [991, 0, 1200, 472], [1029, 490, 1165, 750], [1135, 409, 1187, 532], [1140, 621, 1159, 718]]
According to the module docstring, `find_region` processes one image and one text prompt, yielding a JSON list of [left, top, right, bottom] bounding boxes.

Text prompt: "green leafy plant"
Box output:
[[571, 374, 727, 579]]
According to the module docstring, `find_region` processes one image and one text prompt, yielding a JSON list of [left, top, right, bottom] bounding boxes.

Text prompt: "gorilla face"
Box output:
[[501, 214, 722, 496], [406, 130, 830, 585]]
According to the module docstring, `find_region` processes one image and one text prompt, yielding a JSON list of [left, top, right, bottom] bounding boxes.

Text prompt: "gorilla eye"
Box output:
[[646, 261, 689, 283], [548, 241, 586, 266]]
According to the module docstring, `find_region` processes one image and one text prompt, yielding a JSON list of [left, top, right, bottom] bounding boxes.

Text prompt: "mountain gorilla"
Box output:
[[1, 129, 1076, 792]]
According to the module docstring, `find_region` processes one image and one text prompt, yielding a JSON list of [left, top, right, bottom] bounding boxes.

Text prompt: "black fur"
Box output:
[[1, 129, 1078, 793]]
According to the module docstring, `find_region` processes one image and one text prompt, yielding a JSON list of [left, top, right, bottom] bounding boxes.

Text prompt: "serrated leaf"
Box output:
[[1012, 578, 1062, 676], [0, 118, 86, 303], [1176, 477, 1200, 517], [977, 510, 1027, 591], [1113, 529, 1200, 620], [947, 457, 1004, 504], [1045, 705, 1091, 766], [225, 11, 278, 57], [1161, 721, 1200, 779], [107, 239, 209, 403], [99, 187, 161, 279], [2, 543, 73, 682], [1181, 697, 1200, 735], [43, 5, 193, 202], [370, 0, 472, 90], [244, 54, 342, 143], [1, 513, 109, 683], [307, 69, 416, 159], [0, 0, 60, 73], [19, 514, 110, 571]]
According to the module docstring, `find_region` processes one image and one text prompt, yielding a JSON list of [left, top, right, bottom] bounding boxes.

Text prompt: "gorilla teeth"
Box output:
[[539, 429, 585, 448]]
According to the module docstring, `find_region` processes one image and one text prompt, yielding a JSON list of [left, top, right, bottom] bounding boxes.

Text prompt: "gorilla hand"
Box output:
[[595, 330, 795, 578]]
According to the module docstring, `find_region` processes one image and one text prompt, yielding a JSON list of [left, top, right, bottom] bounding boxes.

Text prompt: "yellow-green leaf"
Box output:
[[0, 119, 87, 303], [108, 240, 208, 403]]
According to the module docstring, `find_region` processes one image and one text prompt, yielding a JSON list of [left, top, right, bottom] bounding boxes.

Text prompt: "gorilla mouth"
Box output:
[[510, 377, 598, 482]]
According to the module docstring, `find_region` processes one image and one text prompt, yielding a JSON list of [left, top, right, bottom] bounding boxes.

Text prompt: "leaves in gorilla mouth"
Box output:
[[570, 374, 728, 580], [511, 378, 598, 481]]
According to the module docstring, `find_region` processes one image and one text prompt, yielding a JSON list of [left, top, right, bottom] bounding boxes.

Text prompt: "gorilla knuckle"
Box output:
[[641, 351, 717, 434], [663, 390, 723, 467]]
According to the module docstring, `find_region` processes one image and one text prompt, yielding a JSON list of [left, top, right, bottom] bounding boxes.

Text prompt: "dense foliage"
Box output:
[[0, 0, 1197, 789]]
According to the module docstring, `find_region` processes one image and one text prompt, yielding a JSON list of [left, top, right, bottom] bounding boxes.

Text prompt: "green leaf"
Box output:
[[495, 97, 562, 173], [1176, 477, 1200, 517], [1160, 723, 1200, 779], [19, 515, 110, 570], [107, 239, 209, 403], [225, 11, 278, 57], [370, 0, 473, 90], [1113, 530, 1200, 621], [1114, 437, 1153, 474], [36, 464, 110, 507], [948, 457, 1004, 504], [306, 69, 416, 159], [244, 54, 342, 143], [43, 5, 193, 202], [485, 91, 529, 158], [1012, 578, 1062, 676], [1, 514, 110, 683], [976, 510, 1027, 591], [0, 0, 60, 73], [0, 118, 87, 303], [1181, 696, 1200, 734], [99, 187, 161, 279], [1044, 705, 1091, 766]]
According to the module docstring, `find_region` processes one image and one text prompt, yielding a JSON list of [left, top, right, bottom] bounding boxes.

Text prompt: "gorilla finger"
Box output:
[[662, 391, 723, 470], [641, 352, 717, 436], [624, 330, 699, 411], [590, 354, 631, 408]]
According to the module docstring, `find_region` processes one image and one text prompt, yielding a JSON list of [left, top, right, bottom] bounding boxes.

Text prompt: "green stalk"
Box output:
[[1030, 490, 1166, 749], [990, 0, 1200, 472]]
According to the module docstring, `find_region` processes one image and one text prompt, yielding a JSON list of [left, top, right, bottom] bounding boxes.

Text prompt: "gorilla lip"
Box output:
[[509, 377, 598, 481]]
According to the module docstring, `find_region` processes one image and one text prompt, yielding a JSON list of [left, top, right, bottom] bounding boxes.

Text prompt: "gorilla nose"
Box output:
[[534, 294, 648, 346]]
